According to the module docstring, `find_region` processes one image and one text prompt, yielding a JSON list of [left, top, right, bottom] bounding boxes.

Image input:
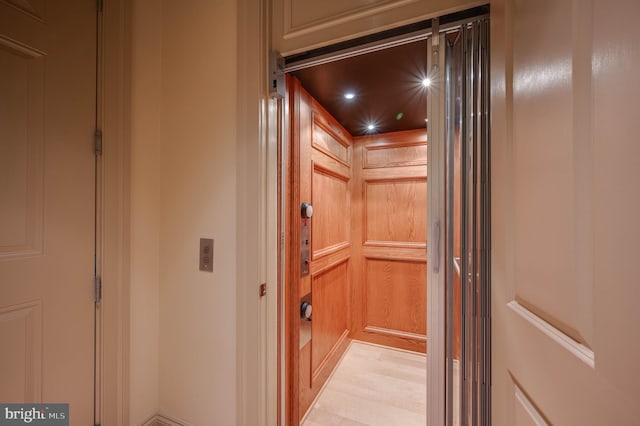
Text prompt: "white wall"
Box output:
[[158, 0, 237, 424], [129, 1, 238, 424]]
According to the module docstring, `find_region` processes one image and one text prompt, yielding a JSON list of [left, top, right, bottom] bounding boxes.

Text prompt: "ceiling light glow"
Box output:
[[344, 92, 355, 100], [422, 78, 432, 87], [367, 124, 375, 131]]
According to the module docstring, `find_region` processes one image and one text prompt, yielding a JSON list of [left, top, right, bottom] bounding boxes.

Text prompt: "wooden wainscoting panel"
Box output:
[[313, 120, 350, 166], [299, 335, 351, 422], [311, 260, 349, 375], [292, 77, 354, 423], [362, 165, 429, 181], [363, 258, 427, 336], [365, 142, 428, 168], [351, 129, 427, 353], [364, 178, 427, 246], [363, 129, 428, 169], [312, 164, 350, 258], [362, 245, 427, 262], [311, 98, 352, 153], [311, 150, 351, 182], [299, 259, 352, 421], [299, 342, 313, 419], [309, 244, 350, 276]]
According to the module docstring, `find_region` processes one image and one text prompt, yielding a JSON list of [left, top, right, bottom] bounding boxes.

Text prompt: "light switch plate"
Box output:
[[199, 238, 214, 272]]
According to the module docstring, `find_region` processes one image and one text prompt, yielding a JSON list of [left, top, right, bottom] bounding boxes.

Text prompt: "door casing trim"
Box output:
[[101, 0, 131, 423]]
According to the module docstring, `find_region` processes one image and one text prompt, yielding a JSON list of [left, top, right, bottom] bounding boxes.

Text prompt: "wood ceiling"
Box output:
[[291, 39, 429, 137]]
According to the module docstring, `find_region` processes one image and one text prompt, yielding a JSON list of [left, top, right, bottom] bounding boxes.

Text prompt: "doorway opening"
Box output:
[[277, 9, 490, 425]]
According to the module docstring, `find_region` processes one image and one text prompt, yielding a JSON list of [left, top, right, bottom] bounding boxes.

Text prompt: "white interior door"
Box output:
[[0, 0, 96, 421], [491, 0, 640, 424]]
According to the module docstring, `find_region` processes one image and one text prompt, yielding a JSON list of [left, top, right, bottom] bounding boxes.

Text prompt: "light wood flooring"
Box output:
[[302, 341, 427, 426]]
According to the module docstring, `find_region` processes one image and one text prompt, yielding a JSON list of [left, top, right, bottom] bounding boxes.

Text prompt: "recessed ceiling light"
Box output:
[[422, 78, 432, 87], [344, 92, 355, 100], [367, 124, 375, 131]]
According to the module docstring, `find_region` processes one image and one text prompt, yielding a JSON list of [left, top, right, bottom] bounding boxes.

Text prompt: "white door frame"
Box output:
[[101, 0, 131, 423], [236, 0, 276, 424], [266, 21, 451, 426]]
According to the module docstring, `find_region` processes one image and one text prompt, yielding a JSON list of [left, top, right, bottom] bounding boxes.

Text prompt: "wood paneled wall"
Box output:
[[288, 77, 431, 422], [288, 76, 352, 421], [350, 129, 428, 353]]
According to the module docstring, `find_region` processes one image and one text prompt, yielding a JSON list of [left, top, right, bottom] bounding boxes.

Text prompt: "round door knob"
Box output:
[[300, 301, 312, 320], [301, 202, 313, 219]]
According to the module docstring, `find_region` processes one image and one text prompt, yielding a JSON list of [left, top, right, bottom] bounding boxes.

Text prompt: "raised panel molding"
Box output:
[[286, 0, 418, 35], [362, 325, 426, 342], [0, 300, 42, 402], [309, 245, 350, 276], [363, 257, 426, 338], [313, 241, 350, 260], [513, 379, 550, 426], [312, 120, 350, 166], [0, 0, 45, 22], [363, 240, 426, 249], [311, 329, 349, 384], [312, 163, 350, 257], [311, 260, 349, 377], [507, 300, 595, 368], [511, 0, 595, 358], [351, 129, 427, 353], [0, 35, 44, 259], [361, 245, 427, 262], [364, 178, 427, 246], [364, 141, 427, 169], [273, 0, 484, 55]]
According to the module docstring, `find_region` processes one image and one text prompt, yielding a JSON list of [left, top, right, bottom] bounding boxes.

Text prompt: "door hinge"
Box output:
[[95, 130, 103, 156], [259, 283, 267, 297], [94, 276, 102, 302], [97, 0, 103, 13]]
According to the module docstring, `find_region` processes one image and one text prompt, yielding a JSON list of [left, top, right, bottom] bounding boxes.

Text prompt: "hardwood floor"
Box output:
[[301, 341, 427, 426]]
